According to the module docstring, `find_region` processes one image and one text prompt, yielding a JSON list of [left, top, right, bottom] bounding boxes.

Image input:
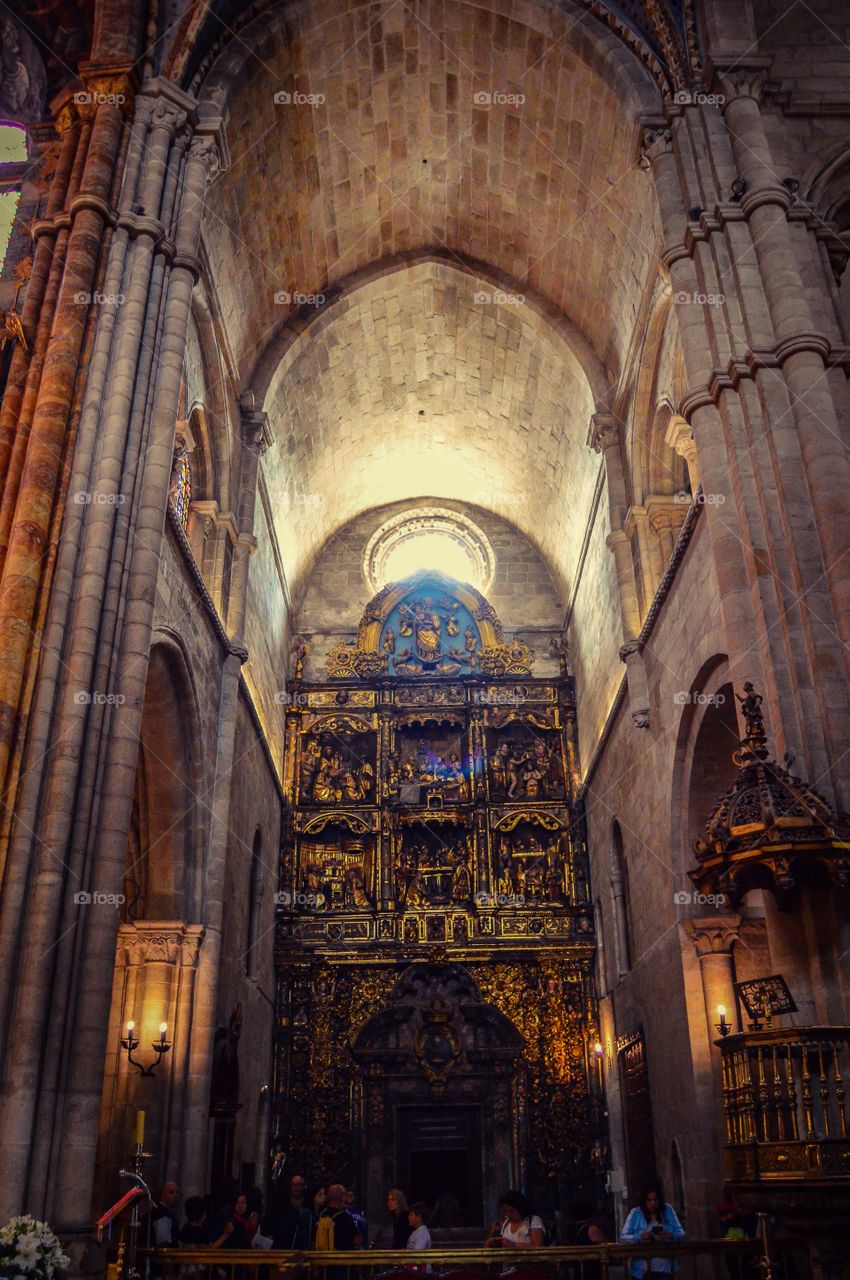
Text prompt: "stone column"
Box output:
[[0, 80, 128, 806], [180, 410, 268, 1198], [624, 505, 657, 612], [46, 121, 225, 1231], [717, 63, 850, 681], [589, 412, 650, 729], [0, 104, 80, 506], [683, 916, 742, 1046], [0, 99, 227, 1229], [640, 117, 847, 809], [665, 415, 700, 490], [645, 496, 687, 565]]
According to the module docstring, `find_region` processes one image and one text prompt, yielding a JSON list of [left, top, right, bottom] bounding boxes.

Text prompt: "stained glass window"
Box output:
[[172, 453, 192, 531], [0, 124, 27, 270]]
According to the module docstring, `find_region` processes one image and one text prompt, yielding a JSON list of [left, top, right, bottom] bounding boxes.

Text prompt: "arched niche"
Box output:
[[96, 639, 206, 1208], [670, 655, 738, 880], [122, 639, 204, 922]]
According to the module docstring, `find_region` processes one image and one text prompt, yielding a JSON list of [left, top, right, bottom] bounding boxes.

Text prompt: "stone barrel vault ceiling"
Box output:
[[261, 258, 598, 601], [201, 0, 659, 380], [196, 0, 664, 597]]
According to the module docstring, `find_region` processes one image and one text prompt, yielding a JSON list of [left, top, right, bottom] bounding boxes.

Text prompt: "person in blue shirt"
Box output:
[[620, 1183, 685, 1278]]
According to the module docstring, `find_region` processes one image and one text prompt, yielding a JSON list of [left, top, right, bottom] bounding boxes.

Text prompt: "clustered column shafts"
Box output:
[[642, 108, 850, 812], [0, 94, 124, 810], [50, 124, 224, 1233], [719, 72, 850, 683], [0, 77, 226, 1228], [0, 91, 173, 1023]]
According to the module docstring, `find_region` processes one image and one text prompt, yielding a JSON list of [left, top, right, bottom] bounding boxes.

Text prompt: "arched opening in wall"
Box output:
[[611, 821, 633, 976], [685, 683, 738, 853], [96, 641, 204, 1208], [122, 644, 198, 920], [246, 827, 264, 978]]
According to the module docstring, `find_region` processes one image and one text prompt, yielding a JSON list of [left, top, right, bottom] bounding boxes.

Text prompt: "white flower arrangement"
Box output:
[[0, 1216, 70, 1278]]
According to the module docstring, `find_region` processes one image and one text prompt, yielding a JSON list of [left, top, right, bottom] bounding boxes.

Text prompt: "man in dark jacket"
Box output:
[[267, 1174, 314, 1249]]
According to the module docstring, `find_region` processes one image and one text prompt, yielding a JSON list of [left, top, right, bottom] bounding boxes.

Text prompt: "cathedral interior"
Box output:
[[1, 0, 850, 1276]]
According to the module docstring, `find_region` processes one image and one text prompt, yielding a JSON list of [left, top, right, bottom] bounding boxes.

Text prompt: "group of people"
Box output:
[[148, 1178, 432, 1261], [149, 1175, 754, 1280]]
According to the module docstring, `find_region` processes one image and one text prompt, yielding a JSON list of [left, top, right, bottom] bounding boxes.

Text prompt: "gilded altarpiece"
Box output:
[[275, 575, 603, 1226]]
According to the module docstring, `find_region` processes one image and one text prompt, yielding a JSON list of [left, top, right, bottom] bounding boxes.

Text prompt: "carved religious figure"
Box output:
[[450, 849, 472, 902], [490, 742, 510, 795]]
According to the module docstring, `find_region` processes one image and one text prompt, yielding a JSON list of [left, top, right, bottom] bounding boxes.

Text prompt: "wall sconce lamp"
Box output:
[[592, 1040, 605, 1090], [730, 177, 749, 202], [715, 1005, 731, 1038], [121, 1020, 173, 1077]]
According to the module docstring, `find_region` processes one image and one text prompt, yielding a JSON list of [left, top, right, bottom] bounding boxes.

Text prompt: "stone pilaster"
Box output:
[[683, 915, 742, 1045]]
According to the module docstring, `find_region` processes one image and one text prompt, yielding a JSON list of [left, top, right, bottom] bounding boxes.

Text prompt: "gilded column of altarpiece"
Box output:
[[274, 575, 603, 1219]]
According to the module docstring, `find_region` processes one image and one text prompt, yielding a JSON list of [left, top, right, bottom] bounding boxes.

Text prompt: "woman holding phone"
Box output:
[[620, 1183, 685, 1277], [484, 1190, 545, 1249]]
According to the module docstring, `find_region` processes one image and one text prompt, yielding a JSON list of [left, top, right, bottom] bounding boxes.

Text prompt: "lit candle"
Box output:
[[134, 1109, 145, 1147], [717, 1005, 727, 1020], [126, 1020, 135, 1036], [159, 1023, 168, 1040]]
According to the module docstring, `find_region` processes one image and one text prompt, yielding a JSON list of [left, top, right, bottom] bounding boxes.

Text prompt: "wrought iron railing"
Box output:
[[138, 1240, 765, 1280], [719, 1026, 850, 1182]]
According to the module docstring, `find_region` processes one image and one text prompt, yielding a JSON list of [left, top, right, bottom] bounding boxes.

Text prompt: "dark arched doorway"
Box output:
[[351, 964, 524, 1231]]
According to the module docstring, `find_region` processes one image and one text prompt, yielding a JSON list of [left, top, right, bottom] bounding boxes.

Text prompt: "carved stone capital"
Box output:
[[134, 77, 197, 136], [646, 494, 688, 534], [618, 639, 641, 662], [712, 58, 772, 108], [191, 500, 239, 544], [189, 132, 223, 178], [588, 412, 620, 454], [118, 921, 205, 967], [241, 408, 272, 454], [664, 413, 696, 461], [639, 121, 673, 169], [682, 914, 742, 958]]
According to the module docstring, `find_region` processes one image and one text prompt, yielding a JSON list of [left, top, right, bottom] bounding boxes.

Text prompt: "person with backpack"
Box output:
[[315, 1186, 359, 1280], [315, 1184, 359, 1250], [484, 1190, 545, 1249]]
